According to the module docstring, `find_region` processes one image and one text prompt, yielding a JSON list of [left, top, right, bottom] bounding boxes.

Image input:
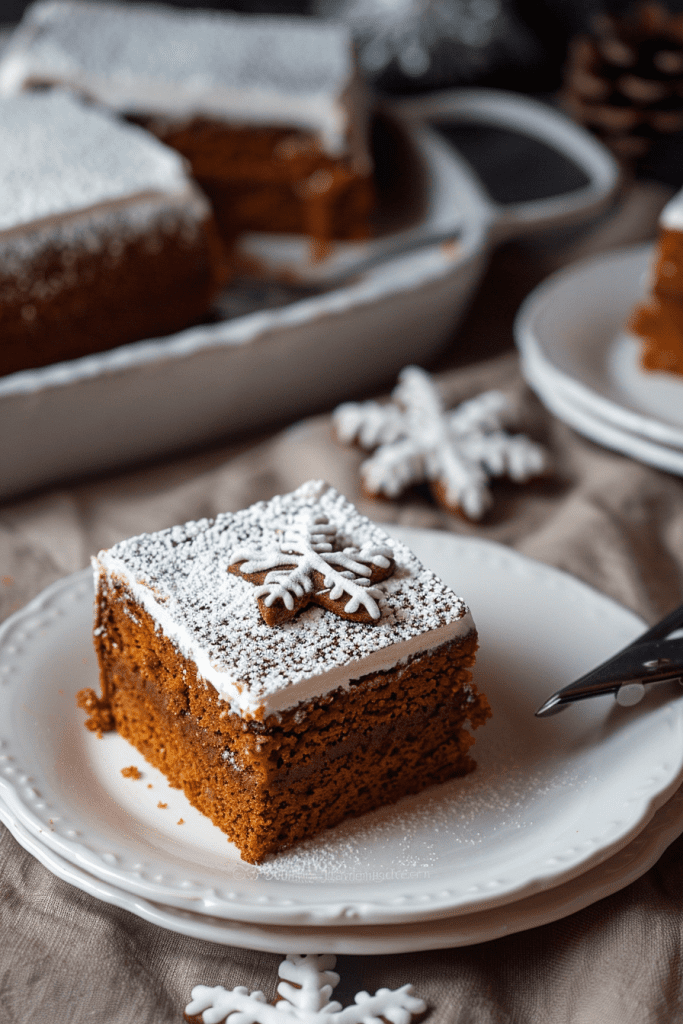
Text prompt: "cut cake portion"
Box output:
[[0, 89, 228, 377], [0, 1, 374, 249], [79, 481, 489, 864], [628, 187, 683, 376]]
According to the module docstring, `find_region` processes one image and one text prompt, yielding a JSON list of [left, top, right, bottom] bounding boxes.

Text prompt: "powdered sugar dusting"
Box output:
[[261, 757, 586, 880], [0, 90, 191, 232], [96, 481, 473, 717], [0, 0, 363, 155]]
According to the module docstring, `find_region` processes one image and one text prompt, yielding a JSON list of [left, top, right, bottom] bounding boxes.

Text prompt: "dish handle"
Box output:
[[392, 87, 621, 245]]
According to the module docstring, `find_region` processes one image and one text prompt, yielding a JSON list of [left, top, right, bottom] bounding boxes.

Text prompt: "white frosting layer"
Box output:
[[0, 0, 366, 158], [95, 481, 475, 718], [660, 187, 683, 230], [0, 89, 196, 232], [0, 188, 208, 291], [0, 89, 209, 279]]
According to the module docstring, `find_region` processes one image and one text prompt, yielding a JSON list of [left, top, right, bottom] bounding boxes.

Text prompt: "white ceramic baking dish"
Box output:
[[0, 88, 618, 499]]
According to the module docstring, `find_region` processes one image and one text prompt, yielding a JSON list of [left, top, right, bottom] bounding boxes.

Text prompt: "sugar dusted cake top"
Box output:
[[0, 89, 191, 232], [0, 0, 365, 157], [95, 481, 474, 718]]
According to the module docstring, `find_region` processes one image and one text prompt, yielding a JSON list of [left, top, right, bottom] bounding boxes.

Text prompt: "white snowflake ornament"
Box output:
[[185, 954, 427, 1024], [333, 366, 549, 521], [229, 514, 395, 626]]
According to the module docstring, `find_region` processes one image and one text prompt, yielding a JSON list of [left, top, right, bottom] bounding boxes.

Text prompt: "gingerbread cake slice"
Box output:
[[79, 481, 489, 864], [628, 186, 683, 376], [0, 0, 374, 249], [0, 89, 228, 377]]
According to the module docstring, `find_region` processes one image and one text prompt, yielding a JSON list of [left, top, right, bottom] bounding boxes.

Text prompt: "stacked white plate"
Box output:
[[2, 527, 683, 953], [515, 244, 683, 476]]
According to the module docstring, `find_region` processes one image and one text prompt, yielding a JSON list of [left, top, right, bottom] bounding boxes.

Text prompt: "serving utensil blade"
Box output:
[[535, 602, 683, 717]]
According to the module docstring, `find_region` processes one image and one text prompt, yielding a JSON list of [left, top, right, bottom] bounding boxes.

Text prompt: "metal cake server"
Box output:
[[536, 601, 683, 717]]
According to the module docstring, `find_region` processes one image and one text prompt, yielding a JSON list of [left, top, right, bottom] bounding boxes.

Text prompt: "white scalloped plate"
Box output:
[[515, 244, 683, 465], [521, 351, 683, 476], [1, 529, 682, 928], [4, 780, 683, 953]]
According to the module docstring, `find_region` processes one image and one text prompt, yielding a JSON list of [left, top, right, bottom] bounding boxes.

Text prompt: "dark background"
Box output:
[[0, 0, 628, 93], [2, 0, 682, 96]]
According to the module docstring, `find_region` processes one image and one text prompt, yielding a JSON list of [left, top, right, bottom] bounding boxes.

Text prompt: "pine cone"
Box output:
[[561, 3, 683, 161]]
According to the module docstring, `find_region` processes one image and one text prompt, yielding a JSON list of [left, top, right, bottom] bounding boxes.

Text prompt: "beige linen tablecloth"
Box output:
[[3, 196, 683, 1023]]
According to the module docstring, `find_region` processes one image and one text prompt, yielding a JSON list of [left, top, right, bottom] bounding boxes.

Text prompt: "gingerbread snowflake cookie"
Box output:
[[333, 365, 549, 521], [185, 953, 426, 1024], [229, 514, 395, 626]]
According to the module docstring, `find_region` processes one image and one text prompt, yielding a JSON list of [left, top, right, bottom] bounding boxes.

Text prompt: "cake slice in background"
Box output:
[[0, 89, 229, 377], [0, 0, 375, 250], [628, 187, 683, 376], [79, 480, 489, 864]]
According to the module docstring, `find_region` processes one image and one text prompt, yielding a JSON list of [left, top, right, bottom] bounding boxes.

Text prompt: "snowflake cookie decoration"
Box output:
[[228, 514, 395, 626], [185, 953, 426, 1024], [333, 365, 549, 521]]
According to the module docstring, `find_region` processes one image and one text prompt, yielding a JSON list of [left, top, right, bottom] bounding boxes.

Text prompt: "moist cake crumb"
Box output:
[[77, 686, 114, 738]]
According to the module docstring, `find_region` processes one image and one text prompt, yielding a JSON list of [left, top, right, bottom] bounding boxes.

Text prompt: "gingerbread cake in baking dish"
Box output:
[[78, 481, 489, 864], [0, 0, 374, 250], [628, 186, 683, 376], [0, 89, 228, 377]]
